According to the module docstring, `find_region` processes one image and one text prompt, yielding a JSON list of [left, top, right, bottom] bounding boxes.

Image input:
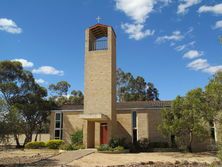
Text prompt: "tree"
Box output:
[[49, 81, 71, 97], [116, 68, 159, 102], [205, 72, 222, 122], [160, 89, 209, 152], [0, 61, 51, 147], [69, 90, 84, 105], [147, 82, 159, 101]]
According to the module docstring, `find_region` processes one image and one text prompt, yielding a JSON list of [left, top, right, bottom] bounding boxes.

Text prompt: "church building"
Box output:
[[49, 24, 215, 151]]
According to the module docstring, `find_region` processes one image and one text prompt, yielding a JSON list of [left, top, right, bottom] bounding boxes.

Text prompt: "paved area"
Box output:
[[33, 149, 96, 166]]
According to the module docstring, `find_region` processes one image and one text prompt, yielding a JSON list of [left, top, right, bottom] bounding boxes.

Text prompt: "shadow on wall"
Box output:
[[63, 113, 84, 144], [116, 121, 131, 144]]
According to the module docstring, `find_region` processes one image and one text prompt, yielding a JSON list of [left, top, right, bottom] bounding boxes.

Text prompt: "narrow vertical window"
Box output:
[[55, 112, 63, 140], [132, 111, 137, 144]]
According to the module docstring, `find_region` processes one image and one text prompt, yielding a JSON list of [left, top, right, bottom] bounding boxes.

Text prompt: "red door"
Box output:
[[100, 123, 108, 144]]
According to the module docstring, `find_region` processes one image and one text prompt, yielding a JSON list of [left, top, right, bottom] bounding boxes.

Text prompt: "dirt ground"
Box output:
[[0, 149, 59, 166], [68, 152, 220, 167], [0, 150, 221, 167]]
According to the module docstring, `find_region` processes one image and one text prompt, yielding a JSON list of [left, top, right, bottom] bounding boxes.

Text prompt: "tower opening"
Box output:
[[89, 24, 108, 51]]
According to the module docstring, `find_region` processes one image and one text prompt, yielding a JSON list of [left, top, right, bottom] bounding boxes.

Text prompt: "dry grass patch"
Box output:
[[0, 149, 59, 166]]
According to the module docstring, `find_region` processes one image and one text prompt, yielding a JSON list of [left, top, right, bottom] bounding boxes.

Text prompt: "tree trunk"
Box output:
[[14, 134, 21, 148], [171, 135, 177, 148], [187, 131, 193, 152], [34, 133, 38, 142], [23, 132, 33, 147]]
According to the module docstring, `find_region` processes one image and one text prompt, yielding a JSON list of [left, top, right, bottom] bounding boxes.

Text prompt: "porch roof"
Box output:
[[79, 113, 108, 121]]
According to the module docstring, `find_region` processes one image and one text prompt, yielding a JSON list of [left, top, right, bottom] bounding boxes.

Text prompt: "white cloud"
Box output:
[[115, 0, 169, 40], [198, 3, 222, 14], [32, 66, 64, 76], [35, 78, 47, 84], [187, 58, 222, 74], [156, 31, 184, 43], [177, 0, 201, 14], [121, 23, 154, 40], [12, 59, 34, 68], [187, 58, 209, 71], [214, 20, 222, 29], [175, 41, 196, 51], [115, 0, 156, 24], [183, 50, 203, 59], [203, 65, 222, 74], [0, 18, 22, 34]]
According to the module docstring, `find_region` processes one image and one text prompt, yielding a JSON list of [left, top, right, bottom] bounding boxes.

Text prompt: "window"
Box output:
[[54, 112, 63, 139], [132, 111, 137, 144]]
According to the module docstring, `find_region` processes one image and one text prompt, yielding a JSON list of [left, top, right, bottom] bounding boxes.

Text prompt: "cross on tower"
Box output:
[[96, 16, 102, 23]]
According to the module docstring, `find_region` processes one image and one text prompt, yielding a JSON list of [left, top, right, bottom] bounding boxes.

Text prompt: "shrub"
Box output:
[[113, 146, 124, 152], [137, 138, 149, 151], [25, 141, 46, 149], [59, 143, 74, 150], [149, 142, 169, 148], [70, 130, 83, 145], [109, 137, 126, 148], [217, 144, 222, 161], [59, 143, 85, 151], [46, 140, 64, 149], [97, 144, 111, 151]]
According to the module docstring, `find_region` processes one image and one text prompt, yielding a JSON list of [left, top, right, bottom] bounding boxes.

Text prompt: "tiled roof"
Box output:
[[116, 101, 171, 109], [54, 101, 171, 111]]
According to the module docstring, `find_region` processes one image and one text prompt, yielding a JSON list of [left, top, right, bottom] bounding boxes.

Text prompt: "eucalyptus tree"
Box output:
[[0, 61, 51, 147]]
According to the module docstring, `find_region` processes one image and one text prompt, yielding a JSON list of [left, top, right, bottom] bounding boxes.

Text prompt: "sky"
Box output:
[[0, 0, 222, 100]]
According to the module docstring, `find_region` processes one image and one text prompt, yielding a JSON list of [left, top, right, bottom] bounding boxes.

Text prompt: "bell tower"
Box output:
[[81, 24, 116, 148]]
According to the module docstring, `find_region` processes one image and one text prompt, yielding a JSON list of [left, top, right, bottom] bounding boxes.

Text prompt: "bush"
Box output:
[[25, 141, 46, 149], [149, 142, 169, 148], [97, 144, 110, 151], [70, 130, 83, 145], [217, 144, 222, 161], [59, 143, 74, 150], [46, 140, 64, 149], [59, 143, 85, 151], [109, 138, 126, 148], [137, 138, 149, 151], [113, 146, 124, 152]]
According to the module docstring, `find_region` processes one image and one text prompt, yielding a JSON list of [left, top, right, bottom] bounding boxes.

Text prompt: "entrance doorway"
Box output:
[[100, 123, 108, 144]]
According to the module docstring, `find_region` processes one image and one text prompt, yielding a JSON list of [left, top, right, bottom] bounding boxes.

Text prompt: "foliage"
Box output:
[[46, 140, 64, 149], [48, 79, 84, 106], [159, 89, 209, 152], [49, 81, 71, 97], [25, 141, 46, 149], [116, 68, 159, 102], [148, 142, 169, 148], [97, 144, 110, 151], [69, 90, 84, 105], [70, 130, 83, 145], [113, 146, 124, 151], [205, 72, 222, 122], [97, 138, 126, 152], [218, 144, 222, 162], [109, 137, 126, 148], [59, 143, 85, 151], [0, 61, 52, 147], [137, 138, 149, 151]]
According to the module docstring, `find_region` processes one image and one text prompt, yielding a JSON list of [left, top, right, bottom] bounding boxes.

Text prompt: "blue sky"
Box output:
[[1, 0, 222, 100]]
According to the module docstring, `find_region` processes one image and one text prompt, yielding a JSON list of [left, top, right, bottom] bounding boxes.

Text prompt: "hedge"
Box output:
[[25, 141, 46, 149], [46, 140, 64, 149]]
